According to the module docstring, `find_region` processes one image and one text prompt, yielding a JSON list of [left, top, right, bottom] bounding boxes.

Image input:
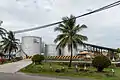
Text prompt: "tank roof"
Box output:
[[45, 44, 57, 46], [22, 36, 41, 39]]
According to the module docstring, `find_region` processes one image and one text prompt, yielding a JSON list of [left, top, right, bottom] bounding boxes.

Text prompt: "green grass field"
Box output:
[[20, 62, 120, 80]]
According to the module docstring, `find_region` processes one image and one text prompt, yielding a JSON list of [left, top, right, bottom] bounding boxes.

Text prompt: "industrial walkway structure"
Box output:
[[84, 43, 117, 57]]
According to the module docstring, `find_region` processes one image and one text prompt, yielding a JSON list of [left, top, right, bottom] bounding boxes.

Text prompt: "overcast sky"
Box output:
[[0, 0, 120, 48]]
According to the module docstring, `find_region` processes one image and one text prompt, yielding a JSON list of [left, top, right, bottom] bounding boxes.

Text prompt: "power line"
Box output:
[[14, 0, 120, 34]]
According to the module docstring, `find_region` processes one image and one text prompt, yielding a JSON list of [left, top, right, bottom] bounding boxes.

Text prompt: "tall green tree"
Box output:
[[0, 21, 7, 38], [117, 48, 120, 53], [1, 31, 19, 60], [0, 27, 7, 38], [54, 15, 88, 67], [0, 21, 7, 57]]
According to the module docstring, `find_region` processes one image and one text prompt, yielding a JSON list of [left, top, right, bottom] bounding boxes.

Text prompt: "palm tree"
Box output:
[[0, 27, 7, 38], [0, 21, 7, 58], [0, 21, 7, 38], [54, 15, 88, 67], [0, 31, 19, 60]]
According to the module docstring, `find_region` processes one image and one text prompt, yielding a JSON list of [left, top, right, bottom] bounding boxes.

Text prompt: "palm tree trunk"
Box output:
[[69, 43, 73, 67], [1, 56, 3, 64], [8, 52, 10, 61]]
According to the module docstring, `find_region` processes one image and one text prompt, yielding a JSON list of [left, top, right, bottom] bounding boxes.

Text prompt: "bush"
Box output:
[[92, 55, 111, 72], [32, 54, 44, 65], [0, 58, 6, 64]]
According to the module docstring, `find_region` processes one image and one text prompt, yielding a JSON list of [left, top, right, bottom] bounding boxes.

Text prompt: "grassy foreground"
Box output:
[[20, 62, 120, 80]]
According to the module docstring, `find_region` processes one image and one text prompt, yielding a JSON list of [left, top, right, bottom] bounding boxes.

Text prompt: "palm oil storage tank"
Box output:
[[21, 36, 42, 57], [63, 46, 77, 56], [45, 44, 58, 56]]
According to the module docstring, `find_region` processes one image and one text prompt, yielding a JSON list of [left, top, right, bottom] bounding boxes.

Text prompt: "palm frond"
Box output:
[[56, 37, 69, 49], [0, 27, 7, 38], [75, 34, 88, 41], [54, 26, 68, 33], [54, 33, 68, 43], [1, 31, 19, 56], [73, 24, 87, 33]]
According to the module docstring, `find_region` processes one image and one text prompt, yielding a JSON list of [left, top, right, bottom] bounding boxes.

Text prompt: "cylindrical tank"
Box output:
[[63, 46, 77, 56], [41, 42, 45, 53], [45, 44, 58, 56], [45, 44, 77, 56], [21, 36, 42, 57], [16, 43, 22, 57]]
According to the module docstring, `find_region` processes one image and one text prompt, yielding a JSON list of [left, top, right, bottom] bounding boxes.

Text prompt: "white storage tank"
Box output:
[[41, 42, 45, 53], [16, 43, 22, 57], [21, 36, 42, 57], [45, 44, 59, 56], [63, 46, 77, 56]]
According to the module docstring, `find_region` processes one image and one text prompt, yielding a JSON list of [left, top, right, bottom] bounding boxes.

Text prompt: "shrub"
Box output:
[[32, 54, 44, 65], [0, 58, 6, 64], [92, 55, 111, 72]]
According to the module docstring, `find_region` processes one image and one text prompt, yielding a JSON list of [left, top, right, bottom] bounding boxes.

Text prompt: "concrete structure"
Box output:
[[21, 36, 42, 57]]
